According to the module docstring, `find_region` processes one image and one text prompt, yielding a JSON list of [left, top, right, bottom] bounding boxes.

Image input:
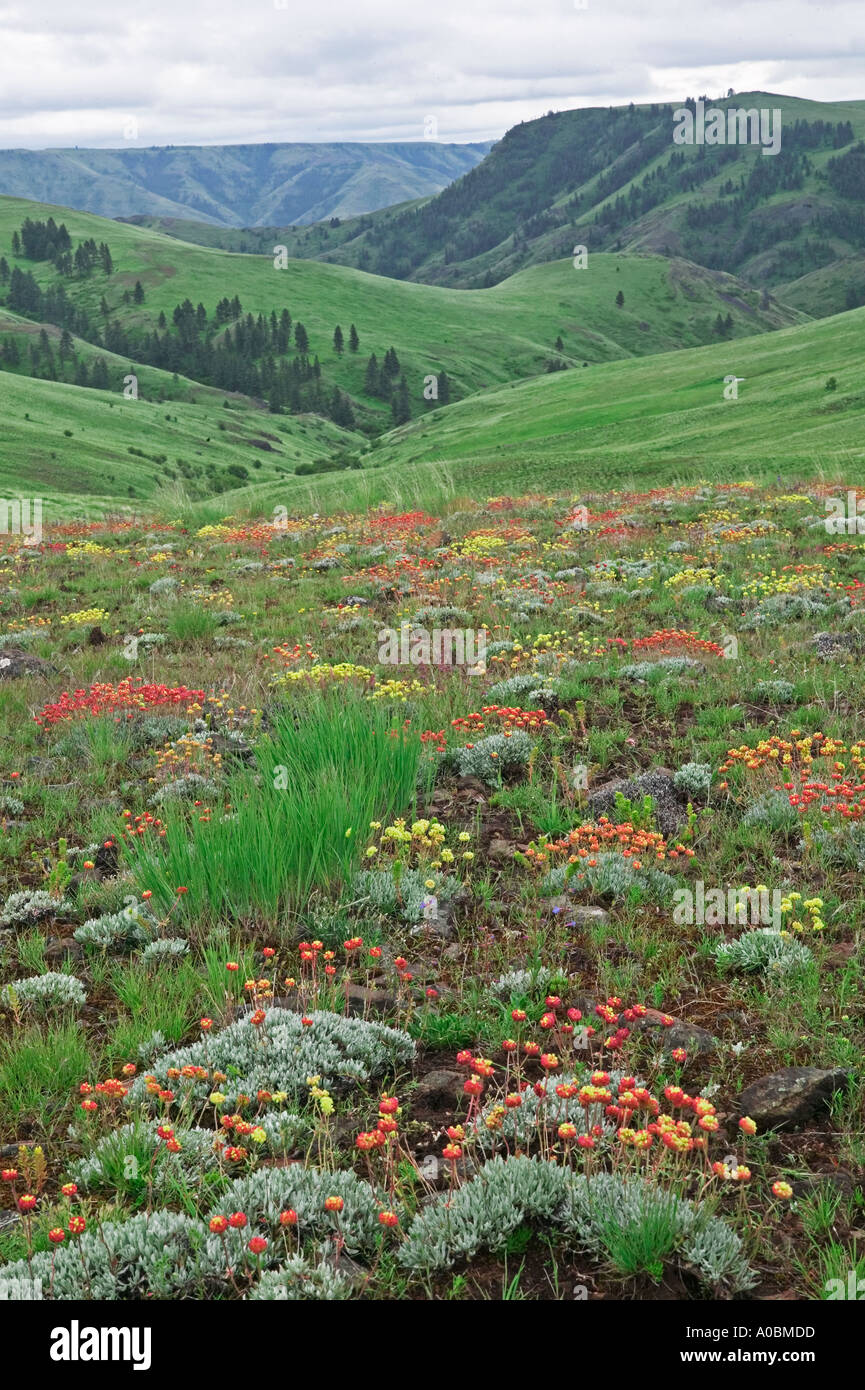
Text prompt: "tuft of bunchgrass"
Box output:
[[124, 692, 430, 928]]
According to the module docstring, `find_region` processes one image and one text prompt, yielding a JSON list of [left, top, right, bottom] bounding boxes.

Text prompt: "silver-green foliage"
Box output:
[[673, 762, 713, 799], [140, 938, 189, 965], [353, 865, 459, 920], [246, 1257, 354, 1300], [456, 730, 533, 784], [3, 971, 86, 1012], [128, 1007, 414, 1112], [542, 852, 676, 903], [0, 889, 60, 928], [74, 898, 158, 951], [207, 1164, 386, 1256], [486, 674, 557, 704], [0, 1210, 210, 1300], [716, 928, 814, 976], [399, 1155, 754, 1292]]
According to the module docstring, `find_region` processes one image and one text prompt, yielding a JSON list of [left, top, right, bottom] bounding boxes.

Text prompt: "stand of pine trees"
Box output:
[[1, 219, 454, 432]]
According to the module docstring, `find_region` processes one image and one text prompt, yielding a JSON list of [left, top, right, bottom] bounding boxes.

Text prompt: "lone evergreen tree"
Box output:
[[615, 290, 625, 308], [391, 375, 411, 425], [133, 281, 145, 304], [364, 352, 380, 395], [348, 323, 359, 352], [333, 324, 344, 354]]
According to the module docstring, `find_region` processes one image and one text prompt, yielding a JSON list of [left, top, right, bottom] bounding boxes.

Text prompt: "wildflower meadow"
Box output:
[[0, 481, 862, 1315]]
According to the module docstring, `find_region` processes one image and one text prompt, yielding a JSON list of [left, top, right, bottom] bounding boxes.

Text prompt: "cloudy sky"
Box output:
[[0, 0, 862, 149]]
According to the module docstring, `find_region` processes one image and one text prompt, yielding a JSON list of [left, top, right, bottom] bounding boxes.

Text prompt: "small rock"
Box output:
[[587, 769, 684, 837], [568, 905, 610, 927], [733, 1067, 850, 1131], [0, 648, 54, 680], [44, 937, 85, 963], [790, 1172, 858, 1200], [412, 1069, 464, 1109], [344, 983, 396, 1016], [637, 1009, 718, 1056]]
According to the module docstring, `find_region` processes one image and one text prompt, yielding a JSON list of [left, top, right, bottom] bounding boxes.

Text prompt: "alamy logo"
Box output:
[[673, 882, 782, 930], [673, 100, 782, 156], [825, 1270, 865, 1299], [378, 623, 487, 675], [825, 491, 865, 535], [50, 1320, 152, 1370], [0, 498, 42, 545]]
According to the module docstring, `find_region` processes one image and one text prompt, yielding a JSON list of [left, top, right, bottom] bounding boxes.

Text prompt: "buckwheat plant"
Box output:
[[129, 1008, 415, 1113], [3, 971, 86, 1015], [716, 928, 815, 976]]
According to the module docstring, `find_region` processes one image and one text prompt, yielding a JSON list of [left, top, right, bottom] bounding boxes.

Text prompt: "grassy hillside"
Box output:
[[210, 95, 865, 314], [366, 303, 865, 485], [218, 302, 865, 515], [0, 367, 360, 511], [0, 196, 805, 431], [0, 142, 490, 227], [6, 297, 859, 520]]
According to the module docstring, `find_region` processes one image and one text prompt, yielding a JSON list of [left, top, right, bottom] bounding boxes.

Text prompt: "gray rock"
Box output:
[[635, 1009, 718, 1056], [412, 1069, 464, 1109], [0, 647, 54, 680], [343, 982, 396, 1016], [587, 768, 684, 838], [813, 631, 863, 661], [549, 899, 610, 926], [733, 1067, 850, 1131]]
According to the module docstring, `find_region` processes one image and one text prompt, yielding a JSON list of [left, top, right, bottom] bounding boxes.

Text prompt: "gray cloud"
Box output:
[[0, 0, 863, 148]]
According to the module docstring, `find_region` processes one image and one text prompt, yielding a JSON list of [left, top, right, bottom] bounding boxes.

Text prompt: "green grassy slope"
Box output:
[[212, 303, 863, 515], [2, 300, 860, 519], [0, 367, 361, 511], [209, 95, 865, 314], [0, 196, 805, 424], [0, 306, 246, 406], [366, 303, 865, 484]]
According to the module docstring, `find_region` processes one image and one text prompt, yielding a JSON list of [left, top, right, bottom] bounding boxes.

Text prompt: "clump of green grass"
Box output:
[[124, 693, 430, 927]]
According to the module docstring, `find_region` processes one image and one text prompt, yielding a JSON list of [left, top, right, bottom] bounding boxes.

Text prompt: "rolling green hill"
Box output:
[[0, 142, 490, 227], [199, 300, 865, 516], [0, 366, 360, 512], [0, 196, 805, 433], [154, 95, 864, 316], [2, 293, 861, 518], [365, 302, 865, 488]]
